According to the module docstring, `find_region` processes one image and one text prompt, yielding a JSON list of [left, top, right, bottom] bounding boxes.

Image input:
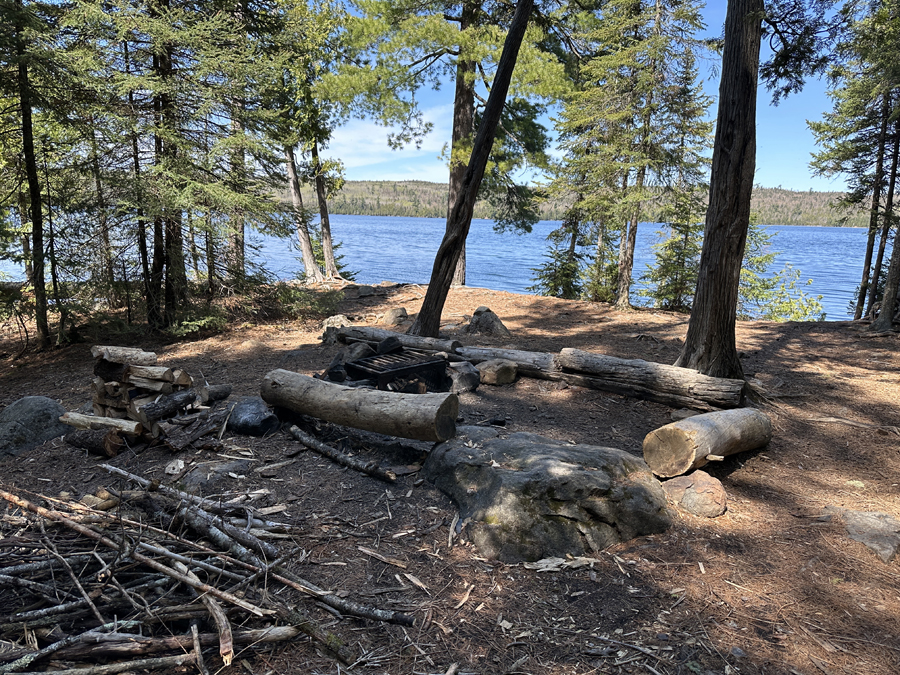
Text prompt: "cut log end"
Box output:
[[643, 408, 773, 478]]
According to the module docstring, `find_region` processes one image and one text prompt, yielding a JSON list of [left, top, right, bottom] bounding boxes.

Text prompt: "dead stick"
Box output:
[[175, 501, 279, 562], [10, 653, 195, 675], [288, 426, 397, 482], [191, 625, 209, 675], [40, 535, 107, 626], [0, 490, 274, 617], [176, 563, 233, 667]]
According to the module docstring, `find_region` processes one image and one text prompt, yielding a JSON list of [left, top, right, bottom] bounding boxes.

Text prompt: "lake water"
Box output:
[[253, 216, 871, 320], [0, 215, 874, 320]]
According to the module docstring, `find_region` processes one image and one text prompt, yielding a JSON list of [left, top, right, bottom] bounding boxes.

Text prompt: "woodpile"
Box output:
[[0, 471, 412, 674], [61, 345, 231, 455]]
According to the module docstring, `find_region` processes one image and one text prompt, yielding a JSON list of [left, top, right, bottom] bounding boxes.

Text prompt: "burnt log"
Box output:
[[199, 384, 233, 404], [642, 408, 772, 478], [337, 326, 462, 353], [261, 369, 458, 442], [93, 359, 128, 382], [558, 348, 745, 410], [131, 389, 197, 425], [64, 429, 124, 457]]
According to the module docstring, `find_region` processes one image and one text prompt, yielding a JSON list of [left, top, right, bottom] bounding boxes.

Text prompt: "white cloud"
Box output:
[[326, 104, 453, 182]]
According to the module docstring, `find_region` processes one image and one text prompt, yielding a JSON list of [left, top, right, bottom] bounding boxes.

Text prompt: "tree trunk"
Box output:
[[866, 117, 899, 318], [559, 348, 745, 409], [15, 2, 50, 348], [674, 0, 763, 379], [90, 121, 116, 307], [642, 408, 772, 478], [261, 370, 459, 442], [164, 213, 187, 326], [870, 120, 900, 332], [311, 141, 342, 279], [854, 94, 890, 320], [449, 1, 477, 287], [286, 145, 323, 282], [17, 191, 32, 282], [408, 0, 534, 337]]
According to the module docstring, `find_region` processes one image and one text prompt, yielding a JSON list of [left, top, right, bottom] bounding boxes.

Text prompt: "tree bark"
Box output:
[[450, 1, 478, 287], [674, 0, 763, 379], [285, 145, 323, 282], [408, 0, 534, 337], [866, 117, 899, 317], [642, 408, 772, 477], [91, 345, 158, 364], [559, 348, 745, 409], [261, 369, 458, 442], [311, 141, 342, 279], [15, 1, 50, 348], [855, 94, 890, 320], [870, 120, 900, 332]]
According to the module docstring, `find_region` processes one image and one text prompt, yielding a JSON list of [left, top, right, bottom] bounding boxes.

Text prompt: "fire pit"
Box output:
[[345, 350, 448, 392]]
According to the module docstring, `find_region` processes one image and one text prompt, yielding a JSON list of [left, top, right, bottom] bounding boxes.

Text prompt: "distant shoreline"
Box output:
[[293, 181, 867, 228]]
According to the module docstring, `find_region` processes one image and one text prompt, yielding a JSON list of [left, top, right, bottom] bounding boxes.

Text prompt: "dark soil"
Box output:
[[1, 283, 898, 675]]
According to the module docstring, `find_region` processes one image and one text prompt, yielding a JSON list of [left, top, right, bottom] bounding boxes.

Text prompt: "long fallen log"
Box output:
[[261, 369, 458, 442], [558, 348, 745, 410], [642, 408, 773, 478], [336, 326, 462, 354]]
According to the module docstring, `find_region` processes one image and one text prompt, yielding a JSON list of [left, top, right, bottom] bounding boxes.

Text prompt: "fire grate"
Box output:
[[345, 350, 447, 391]]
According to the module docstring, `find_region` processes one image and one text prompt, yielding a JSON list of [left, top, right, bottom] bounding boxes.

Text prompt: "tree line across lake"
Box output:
[[306, 182, 869, 228]]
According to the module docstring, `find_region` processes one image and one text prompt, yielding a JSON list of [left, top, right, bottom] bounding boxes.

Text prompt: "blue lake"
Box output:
[[0, 215, 874, 320], [251, 216, 871, 320]]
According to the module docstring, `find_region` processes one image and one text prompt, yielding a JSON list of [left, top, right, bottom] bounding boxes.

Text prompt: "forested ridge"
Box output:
[[303, 181, 868, 227]]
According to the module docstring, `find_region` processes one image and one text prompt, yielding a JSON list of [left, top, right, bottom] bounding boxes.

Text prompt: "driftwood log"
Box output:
[[337, 326, 462, 354], [642, 408, 773, 477], [558, 348, 745, 410], [261, 369, 458, 442]]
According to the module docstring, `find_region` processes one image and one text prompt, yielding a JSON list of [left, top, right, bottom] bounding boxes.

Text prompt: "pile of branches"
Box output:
[[0, 468, 414, 674]]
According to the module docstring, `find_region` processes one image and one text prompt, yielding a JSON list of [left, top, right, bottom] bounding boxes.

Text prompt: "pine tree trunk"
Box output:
[[285, 146, 322, 282], [90, 122, 116, 307], [187, 211, 201, 279], [854, 94, 890, 320], [674, 0, 763, 379], [17, 191, 32, 282], [311, 141, 341, 280], [866, 119, 899, 318], [449, 1, 477, 287], [871, 119, 900, 332], [409, 0, 533, 337], [15, 4, 50, 348], [164, 213, 187, 326]]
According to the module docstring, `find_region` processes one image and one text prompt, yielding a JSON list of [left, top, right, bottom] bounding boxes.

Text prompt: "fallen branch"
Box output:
[[288, 425, 397, 482]]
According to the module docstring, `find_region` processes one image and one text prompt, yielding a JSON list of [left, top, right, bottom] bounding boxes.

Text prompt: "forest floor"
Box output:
[[1, 283, 898, 675]]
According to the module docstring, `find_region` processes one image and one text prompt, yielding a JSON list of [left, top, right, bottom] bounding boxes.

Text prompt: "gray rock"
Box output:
[[182, 459, 254, 490], [382, 307, 408, 325], [0, 396, 69, 457], [825, 506, 900, 562], [227, 397, 280, 437], [661, 471, 727, 518], [477, 358, 517, 385], [357, 285, 376, 297], [423, 426, 672, 562], [321, 314, 352, 330], [464, 306, 511, 337], [447, 361, 480, 394]]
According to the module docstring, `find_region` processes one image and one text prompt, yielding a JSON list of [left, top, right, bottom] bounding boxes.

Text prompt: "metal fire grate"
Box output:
[[345, 350, 447, 391]]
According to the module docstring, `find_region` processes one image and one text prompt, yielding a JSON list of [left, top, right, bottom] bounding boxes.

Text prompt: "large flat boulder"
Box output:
[[423, 427, 672, 562], [0, 396, 70, 457]]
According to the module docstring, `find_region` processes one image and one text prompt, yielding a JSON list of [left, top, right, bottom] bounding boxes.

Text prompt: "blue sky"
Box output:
[[327, 3, 846, 193]]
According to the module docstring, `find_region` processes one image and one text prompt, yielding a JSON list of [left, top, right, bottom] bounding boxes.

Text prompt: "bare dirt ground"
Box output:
[[1, 283, 899, 675]]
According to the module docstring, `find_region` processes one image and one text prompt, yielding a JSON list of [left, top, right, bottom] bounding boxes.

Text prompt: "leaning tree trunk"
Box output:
[[408, 0, 534, 337], [285, 145, 323, 282], [449, 0, 477, 287], [674, 0, 763, 380], [866, 118, 899, 318], [854, 94, 890, 321], [870, 121, 900, 332], [311, 141, 342, 280], [16, 3, 50, 348]]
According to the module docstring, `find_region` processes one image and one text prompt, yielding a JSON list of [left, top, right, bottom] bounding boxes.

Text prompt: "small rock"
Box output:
[[447, 361, 480, 394], [477, 359, 517, 385], [321, 314, 352, 330], [824, 506, 900, 562], [661, 470, 726, 518], [227, 397, 280, 437], [382, 308, 408, 325], [464, 306, 511, 337], [357, 285, 376, 297], [0, 396, 69, 457], [730, 647, 747, 659]]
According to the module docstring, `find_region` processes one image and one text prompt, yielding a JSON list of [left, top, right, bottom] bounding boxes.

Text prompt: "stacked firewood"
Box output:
[[61, 345, 232, 456]]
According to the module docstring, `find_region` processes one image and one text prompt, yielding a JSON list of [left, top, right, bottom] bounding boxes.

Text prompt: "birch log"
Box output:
[[642, 408, 772, 477], [558, 348, 745, 409], [261, 369, 458, 442]]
